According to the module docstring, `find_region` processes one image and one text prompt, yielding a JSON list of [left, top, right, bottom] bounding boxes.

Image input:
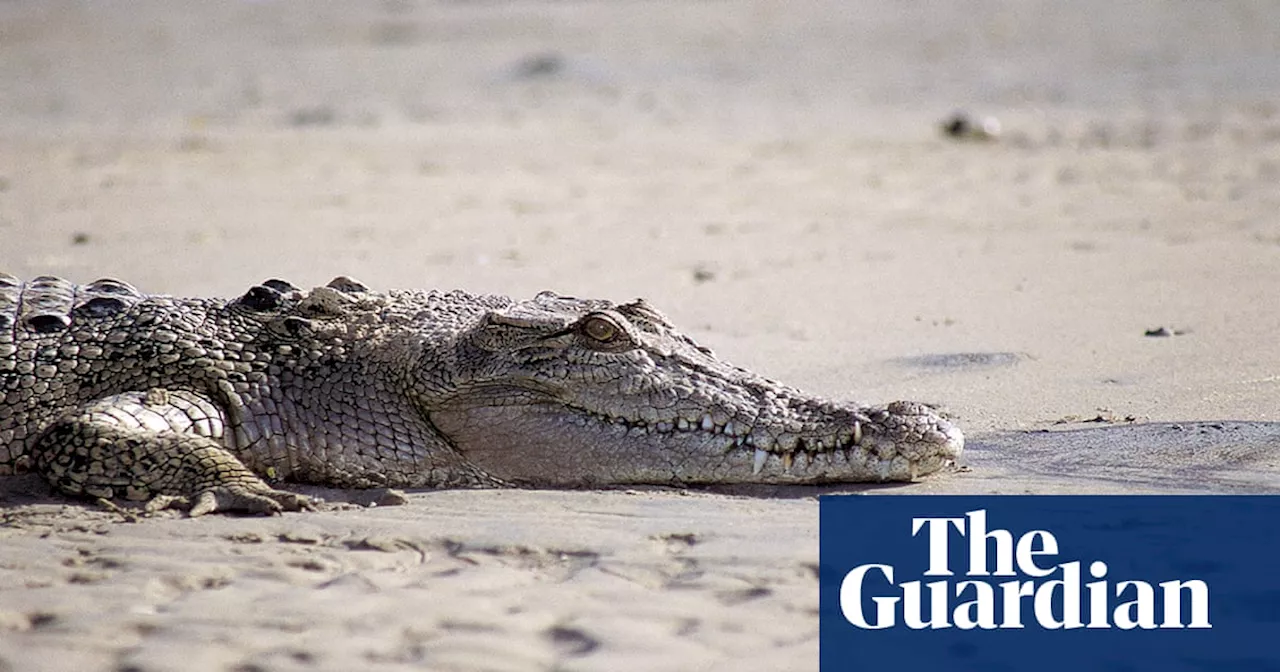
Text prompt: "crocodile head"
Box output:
[[425, 292, 963, 486]]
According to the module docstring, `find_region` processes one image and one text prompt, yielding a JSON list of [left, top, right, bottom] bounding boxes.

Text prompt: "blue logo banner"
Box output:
[[819, 496, 1280, 671]]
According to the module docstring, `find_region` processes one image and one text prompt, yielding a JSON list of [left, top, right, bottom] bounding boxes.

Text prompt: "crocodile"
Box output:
[[0, 274, 964, 516]]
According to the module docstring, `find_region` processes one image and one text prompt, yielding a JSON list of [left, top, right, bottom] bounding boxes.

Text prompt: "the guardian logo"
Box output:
[[821, 496, 1280, 670], [840, 509, 1211, 631]]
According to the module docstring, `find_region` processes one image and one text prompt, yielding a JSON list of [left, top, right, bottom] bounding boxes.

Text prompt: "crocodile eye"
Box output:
[[581, 315, 620, 343]]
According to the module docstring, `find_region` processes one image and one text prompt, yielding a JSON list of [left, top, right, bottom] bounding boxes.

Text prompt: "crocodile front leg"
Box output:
[[29, 389, 312, 516]]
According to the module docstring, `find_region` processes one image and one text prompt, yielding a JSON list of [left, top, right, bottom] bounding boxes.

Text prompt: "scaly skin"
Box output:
[[0, 274, 964, 515]]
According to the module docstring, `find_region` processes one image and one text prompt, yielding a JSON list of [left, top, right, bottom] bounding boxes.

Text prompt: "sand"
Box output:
[[2, 1, 1279, 670]]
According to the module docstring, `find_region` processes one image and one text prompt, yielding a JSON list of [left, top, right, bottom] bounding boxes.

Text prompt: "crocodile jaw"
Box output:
[[430, 400, 964, 486]]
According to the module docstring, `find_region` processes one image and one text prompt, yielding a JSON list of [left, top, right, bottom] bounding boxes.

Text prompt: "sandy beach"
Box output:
[[2, 1, 1280, 670]]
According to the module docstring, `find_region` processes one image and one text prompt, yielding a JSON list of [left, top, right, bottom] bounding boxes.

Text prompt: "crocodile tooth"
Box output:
[[781, 452, 794, 473], [723, 420, 735, 436], [852, 421, 862, 445], [910, 461, 919, 480], [677, 418, 689, 431], [700, 414, 713, 431], [752, 448, 768, 475]]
